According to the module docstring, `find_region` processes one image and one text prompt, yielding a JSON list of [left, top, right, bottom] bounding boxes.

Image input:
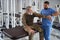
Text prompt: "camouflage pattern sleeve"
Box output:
[[34, 12, 46, 18], [22, 13, 28, 26]]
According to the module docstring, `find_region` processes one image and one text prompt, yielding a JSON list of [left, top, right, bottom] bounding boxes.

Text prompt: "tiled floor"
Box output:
[[0, 28, 60, 40]]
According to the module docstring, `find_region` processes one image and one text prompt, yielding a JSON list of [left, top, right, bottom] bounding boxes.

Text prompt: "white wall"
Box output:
[[40, 0, 60, 9]]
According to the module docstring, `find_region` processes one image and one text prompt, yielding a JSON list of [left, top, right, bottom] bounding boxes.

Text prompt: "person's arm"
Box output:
[[34, 12, 46, 18], [45, 9, 59, 21], [22, 13, 35, 35], [50, 8, 60, 16], [51, 11, 59, 16], [22, 14, 32, 31], [22, 14, 28, 26]]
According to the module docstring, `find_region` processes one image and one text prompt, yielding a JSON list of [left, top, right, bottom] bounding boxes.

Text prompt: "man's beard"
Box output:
[[44, 8, 48, 10]]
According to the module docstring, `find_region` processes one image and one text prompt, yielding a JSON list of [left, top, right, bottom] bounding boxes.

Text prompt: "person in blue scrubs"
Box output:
[[40, 1, 59, 40]]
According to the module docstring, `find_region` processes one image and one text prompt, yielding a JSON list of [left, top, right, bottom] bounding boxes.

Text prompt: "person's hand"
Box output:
[[29, 29, 35, 35], [46, 15, 52, 21], [25, 26, 35, 35]]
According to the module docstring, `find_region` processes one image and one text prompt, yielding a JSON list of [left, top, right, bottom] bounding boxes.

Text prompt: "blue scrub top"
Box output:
[[40, 8, 56, 27]]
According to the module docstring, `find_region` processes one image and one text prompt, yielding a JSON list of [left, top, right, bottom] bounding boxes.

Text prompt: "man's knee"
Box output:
[[38, 27, 43, 32]]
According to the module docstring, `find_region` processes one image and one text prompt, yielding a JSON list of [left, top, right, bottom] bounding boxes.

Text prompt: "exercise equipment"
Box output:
[[2, 23, 41, 40], [53, 22, 60, 30], [2, 26, 28, 40]]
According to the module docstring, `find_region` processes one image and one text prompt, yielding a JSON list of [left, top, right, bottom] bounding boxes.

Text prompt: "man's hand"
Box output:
[[46, 15, 52, 21], [29, 29, 35, 35], [25, 26, 35, 35]]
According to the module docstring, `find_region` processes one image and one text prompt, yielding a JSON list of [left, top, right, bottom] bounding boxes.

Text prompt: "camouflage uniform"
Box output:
[[22, 12, 44, 40]]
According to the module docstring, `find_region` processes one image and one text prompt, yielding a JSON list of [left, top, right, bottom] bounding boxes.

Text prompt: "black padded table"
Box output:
[[2, 23, 42, 40], [3, 26, 28, 39]]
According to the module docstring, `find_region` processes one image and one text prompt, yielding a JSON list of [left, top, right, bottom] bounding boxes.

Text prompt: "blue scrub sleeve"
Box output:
[[51, 8, 56, 14]]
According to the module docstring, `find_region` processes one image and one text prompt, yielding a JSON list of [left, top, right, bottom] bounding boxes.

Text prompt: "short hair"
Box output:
[[44, 1, 49, 4], [26, 6, 32, 10]]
